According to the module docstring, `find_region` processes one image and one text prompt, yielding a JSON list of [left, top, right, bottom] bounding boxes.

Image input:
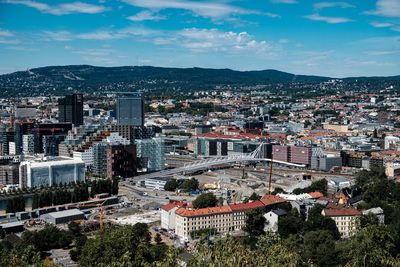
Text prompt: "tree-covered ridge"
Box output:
[[1, 65, 399, 97]]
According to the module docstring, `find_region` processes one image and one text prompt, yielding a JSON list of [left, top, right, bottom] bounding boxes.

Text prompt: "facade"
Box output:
[[311, 155, 342, 171], [92, 143, 107, 176], [289, 146, 312, 165], [116, 92, 144, 126], [136, 138, 165, 172], [229, 200, 265, 231], [19, 156, 85, 188], [58, 93, 84, 126], [22, 134, 35, 155], [322, 207, 361, 238], [106, 144, 137, 179], [263, 208, 287, 233], [172, 195, 286, 241], [160, 201, 186, 230], [144, 177, 170, 190], [0, 162, 19, 185], [175, 206, 233, 241], [272, 145, 289, 162]]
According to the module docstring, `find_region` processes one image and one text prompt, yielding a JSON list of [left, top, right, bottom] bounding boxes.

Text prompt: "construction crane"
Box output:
[[268, 155, 273, 194], [77, 199, 108, 233]]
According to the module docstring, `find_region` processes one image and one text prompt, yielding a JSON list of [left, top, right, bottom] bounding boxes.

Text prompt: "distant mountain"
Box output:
[[0, 65, 399, 97]]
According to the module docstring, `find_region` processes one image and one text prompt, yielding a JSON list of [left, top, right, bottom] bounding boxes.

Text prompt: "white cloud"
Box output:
[[370, 21, 394, 28], [304, 13, 352, 24], [366, 0, 400, 18], [313, 2, 355, 10], [365, 50, 400, 56], [43, 28, 157, 41], [171, 28, 272, 54], [270, 0, 297, 4], [127, 11, 166, 21], [121, 0, 277, 19], [369, 21, 400, 32], [3, 0, 107, 15], [0, 28, 19, 44], [0, 29, 14, 37]]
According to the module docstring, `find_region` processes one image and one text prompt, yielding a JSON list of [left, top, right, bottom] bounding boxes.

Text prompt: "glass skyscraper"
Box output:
[[116, 92, 144, 126]]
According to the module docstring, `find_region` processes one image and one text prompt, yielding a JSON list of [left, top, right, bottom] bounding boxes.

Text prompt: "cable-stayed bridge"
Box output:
[[132, 143, 305, 180]]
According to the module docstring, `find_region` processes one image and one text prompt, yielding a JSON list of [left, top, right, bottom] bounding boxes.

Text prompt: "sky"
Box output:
[[0, 0, 399, 77]]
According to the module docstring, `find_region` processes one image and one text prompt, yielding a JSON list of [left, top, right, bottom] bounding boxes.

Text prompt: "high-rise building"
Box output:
[[106, 144, 137, 179], [116, 92, 144, 126], [135, 138, 165, 172], [58, 93, 84, 126], [22, 134, 35, 155]]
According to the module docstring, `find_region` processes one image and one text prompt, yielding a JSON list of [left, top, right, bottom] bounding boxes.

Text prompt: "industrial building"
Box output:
[[311, 154, 342, 171], [41, 209, 85, 224]]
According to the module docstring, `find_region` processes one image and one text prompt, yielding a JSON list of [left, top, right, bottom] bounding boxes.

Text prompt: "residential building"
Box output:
[[160, 201, 186, 230], [106, 144, 137, 179], [264, 208, 287, 233], [322, 206, 361, 238], [229, 200, 265, 231], [22, 134, 35, 155]]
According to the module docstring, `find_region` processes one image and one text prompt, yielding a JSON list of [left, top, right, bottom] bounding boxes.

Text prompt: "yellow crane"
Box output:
[[77, 199, 108, 233]]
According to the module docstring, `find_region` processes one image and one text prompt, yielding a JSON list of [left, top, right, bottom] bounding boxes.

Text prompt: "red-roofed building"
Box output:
[[260, 194, 286, 207], [161, 201, 186, 230], [173, 195, 288, 241], [229, 200, 265, 231], [322, 206, 361, 238]]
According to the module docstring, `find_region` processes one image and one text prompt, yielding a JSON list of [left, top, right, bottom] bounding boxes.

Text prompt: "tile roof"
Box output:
[[175, 206, 232, 217], [229, 200, 265, 211], [260, 194, 286, 206], [323, 207, 361, 217], [161, 201, 186, 212], [308, 192, 324, 199]]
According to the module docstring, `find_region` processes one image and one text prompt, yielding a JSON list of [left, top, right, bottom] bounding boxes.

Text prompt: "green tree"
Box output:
[[303, 230, 338, 267], [154, 233, 163, 245], [305, 204, 340, 239], [21, 224, 73, 252], [244, 208, 266, 236], [192, 193, 218, 209], [164, 178, 178, 191], [277, 209, 304, 238], [339, 225, 398, 267], [248, 192, 261, 201], [180, 178, 199, 192], [359, 213, 380, 228]]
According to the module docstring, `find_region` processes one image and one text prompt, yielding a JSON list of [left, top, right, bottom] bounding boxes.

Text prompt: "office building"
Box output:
[[58, 93, 84, 126], [19, 156, 85, 188], [116, 92, 144, 126]]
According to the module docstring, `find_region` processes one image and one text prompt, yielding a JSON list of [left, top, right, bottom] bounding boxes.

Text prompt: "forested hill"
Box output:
[[0, 65, 399, 97]]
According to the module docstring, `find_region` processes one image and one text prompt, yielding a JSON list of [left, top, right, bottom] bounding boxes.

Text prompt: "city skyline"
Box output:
[[0, 0, 399, 77]]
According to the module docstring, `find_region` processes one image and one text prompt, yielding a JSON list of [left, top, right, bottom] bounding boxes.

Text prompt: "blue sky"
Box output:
[[0, 0, 399, 77]]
